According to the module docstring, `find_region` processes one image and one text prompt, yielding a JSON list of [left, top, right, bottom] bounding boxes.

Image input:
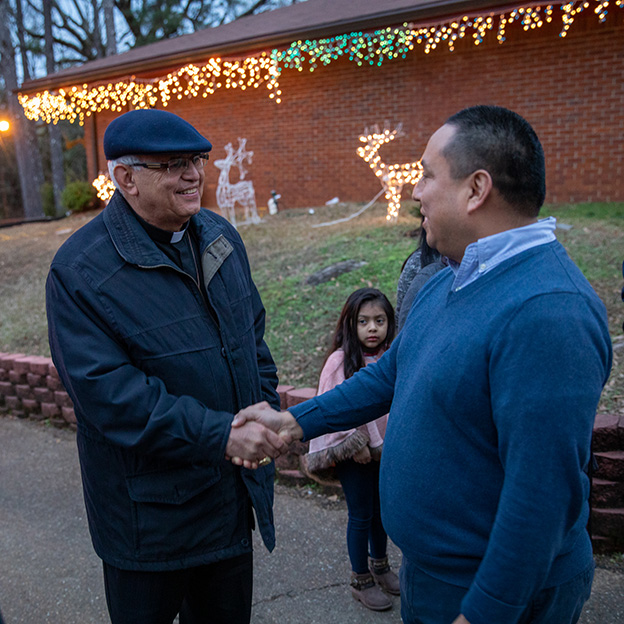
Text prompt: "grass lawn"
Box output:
[[0, 200, 622, 414]]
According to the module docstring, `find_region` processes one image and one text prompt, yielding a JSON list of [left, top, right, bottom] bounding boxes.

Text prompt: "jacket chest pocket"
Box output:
[[124, 313, 221, 363]]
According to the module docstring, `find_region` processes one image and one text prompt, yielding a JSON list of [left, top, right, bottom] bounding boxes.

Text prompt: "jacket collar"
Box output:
[[103, 190, 225, 268]]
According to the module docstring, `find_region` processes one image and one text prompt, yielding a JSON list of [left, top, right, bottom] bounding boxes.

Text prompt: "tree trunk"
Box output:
[[102, 0, 117, 56], [14, 0, 31, 81], [0, 0, 44, 220], [90, 0, 103, 57], [43, 0, 65, 217]]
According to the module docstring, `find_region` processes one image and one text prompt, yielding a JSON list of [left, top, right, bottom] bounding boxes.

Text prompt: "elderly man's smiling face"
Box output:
[[123, 153, 206, 232]]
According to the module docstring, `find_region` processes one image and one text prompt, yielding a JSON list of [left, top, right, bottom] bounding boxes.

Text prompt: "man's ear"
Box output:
[[466, 169, 492, 214], [113, 164, 139, 197]]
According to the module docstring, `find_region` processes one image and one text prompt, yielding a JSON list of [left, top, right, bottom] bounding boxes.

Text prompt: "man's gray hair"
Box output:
[[107, 155, 142, 189]]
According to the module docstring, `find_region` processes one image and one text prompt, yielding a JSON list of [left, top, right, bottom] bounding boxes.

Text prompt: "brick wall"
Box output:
[[1, 351, 622, 552], [591, 414, 624, 553], [86, 11, 624, 211], [0, 353, 75, 427]]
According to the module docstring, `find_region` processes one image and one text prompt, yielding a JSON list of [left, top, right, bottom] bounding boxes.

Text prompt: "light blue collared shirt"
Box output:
[[449, 217, 557, 292]]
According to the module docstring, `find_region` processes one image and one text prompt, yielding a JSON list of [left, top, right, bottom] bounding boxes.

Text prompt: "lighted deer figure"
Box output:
[[357, 123, 422, 221], [214, 138, 260, 227]]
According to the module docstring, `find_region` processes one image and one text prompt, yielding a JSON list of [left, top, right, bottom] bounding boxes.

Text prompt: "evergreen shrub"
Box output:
[[61, 181, 98, 213]]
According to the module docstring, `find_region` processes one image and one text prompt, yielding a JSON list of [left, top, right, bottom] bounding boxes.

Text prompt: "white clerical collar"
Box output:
[[170, 229, 186, 243]]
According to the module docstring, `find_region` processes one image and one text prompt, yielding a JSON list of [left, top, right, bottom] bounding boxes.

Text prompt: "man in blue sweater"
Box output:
[[232, 106, 613, 624]]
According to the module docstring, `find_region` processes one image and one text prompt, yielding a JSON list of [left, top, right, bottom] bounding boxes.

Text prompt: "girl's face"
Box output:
[[356, 301, 388, 351]]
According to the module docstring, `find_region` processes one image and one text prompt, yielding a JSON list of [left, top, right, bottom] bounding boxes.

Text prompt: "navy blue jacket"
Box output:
[[46, 192, 280, 570]]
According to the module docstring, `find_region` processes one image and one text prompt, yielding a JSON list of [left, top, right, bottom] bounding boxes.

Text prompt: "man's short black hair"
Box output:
[[443, 105, 546, 217]]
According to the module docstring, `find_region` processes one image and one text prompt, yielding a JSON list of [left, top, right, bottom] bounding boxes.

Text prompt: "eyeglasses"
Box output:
[[132, 153, 210, 174]]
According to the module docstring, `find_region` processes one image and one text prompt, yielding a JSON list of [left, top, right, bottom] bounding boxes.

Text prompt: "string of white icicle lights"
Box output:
[[19, 1, 622, 125]]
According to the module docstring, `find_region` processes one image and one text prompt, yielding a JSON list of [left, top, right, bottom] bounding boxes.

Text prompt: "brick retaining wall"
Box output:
[[0, 353, 75, 427], [591, 414, 624, 553], [1, 351, 622, 553]]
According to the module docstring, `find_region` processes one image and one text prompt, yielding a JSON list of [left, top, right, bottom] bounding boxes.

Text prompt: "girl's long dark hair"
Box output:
[[324, 288, 396, 380], [401, 228, 441, 272]]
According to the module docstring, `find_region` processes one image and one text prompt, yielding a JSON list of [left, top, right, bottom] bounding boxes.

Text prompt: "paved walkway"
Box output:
[[0, 416, 622, 623]]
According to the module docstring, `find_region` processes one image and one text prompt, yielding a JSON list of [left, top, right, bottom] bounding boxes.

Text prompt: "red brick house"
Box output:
[[19, 0, 624, 211]]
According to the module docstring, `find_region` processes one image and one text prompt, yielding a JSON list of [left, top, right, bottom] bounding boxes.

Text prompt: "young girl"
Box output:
[[304, 288, 399, 612]]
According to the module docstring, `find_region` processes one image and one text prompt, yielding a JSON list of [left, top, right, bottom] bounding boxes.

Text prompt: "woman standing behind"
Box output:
[[396, 229, 446, 331], [304, 288, 400, 611]]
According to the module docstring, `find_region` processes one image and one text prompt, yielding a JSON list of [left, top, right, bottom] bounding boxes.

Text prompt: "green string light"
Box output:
[[19, 1, 623, 125]]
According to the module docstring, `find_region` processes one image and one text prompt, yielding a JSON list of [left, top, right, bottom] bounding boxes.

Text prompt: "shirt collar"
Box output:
[[450, 217, 557, 291], [133, 210, 189, 244]]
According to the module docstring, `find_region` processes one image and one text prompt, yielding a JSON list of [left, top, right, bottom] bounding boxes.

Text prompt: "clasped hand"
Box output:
[[225, 401, 303, 469]]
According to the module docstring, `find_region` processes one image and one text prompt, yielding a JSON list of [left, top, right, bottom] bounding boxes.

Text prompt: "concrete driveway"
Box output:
[[0, 417, 622, 623]]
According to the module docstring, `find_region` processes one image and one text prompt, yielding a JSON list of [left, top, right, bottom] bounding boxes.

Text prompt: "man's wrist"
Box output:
[[282, 411, 303, 441]]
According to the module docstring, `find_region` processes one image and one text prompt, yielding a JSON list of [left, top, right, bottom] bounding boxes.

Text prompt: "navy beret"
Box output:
[[103, 109, 212, 159]]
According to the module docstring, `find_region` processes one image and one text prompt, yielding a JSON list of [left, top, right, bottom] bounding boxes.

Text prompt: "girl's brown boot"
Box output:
[[369, 556, 401, 595], [350, 571, 392, 611]]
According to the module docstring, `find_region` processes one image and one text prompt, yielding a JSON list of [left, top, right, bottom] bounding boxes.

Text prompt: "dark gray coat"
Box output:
[[46, 192, 279, 570], [397, 260, 446, 331]]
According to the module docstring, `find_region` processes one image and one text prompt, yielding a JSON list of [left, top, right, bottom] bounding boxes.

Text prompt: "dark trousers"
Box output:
[[399, 555, 594, 624], [103, 552, 253, 624], [335, 458, 388, 574]]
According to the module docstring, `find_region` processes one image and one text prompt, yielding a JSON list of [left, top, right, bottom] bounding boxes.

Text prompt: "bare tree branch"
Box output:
[[238, 0, 272, 19]]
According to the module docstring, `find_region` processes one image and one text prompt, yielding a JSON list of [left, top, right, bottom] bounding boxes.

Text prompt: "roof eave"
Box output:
[[19, 0, 512, 93]]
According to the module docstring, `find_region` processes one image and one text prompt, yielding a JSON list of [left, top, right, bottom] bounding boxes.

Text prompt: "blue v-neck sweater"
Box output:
[[292, 240, 612, 624]]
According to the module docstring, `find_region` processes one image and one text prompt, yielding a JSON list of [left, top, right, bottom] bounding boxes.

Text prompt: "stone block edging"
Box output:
[[1, 352, 622, 551]]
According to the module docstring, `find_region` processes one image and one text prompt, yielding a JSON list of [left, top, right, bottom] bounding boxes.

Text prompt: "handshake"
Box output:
[[225, 401, 304, 469]]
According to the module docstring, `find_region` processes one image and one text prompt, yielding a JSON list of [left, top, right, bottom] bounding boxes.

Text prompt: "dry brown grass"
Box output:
[[0, 202, 622, 416]]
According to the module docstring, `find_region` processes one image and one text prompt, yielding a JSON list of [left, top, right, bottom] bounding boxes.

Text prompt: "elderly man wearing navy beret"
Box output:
[[45, 109, 286, 624]]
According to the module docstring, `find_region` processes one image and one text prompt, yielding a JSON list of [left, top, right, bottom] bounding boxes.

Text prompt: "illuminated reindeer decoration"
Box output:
[[214, 138, 260, 227], [357, 123, 423, 221]]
